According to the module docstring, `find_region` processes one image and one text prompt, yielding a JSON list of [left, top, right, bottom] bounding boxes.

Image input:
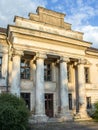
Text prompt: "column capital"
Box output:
[[78, 58, 87, 65], [36, 52, 47, 59], [2, 46, 8, 54], [60, 56, 70, 63], [12, 50, 24, 57]]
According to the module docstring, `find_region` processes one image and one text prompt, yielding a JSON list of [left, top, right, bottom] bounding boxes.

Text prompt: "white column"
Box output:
[[77, 59, 88, 118], [2, 47, 8, 85], [59, 56, 72, 121], [51, 62, 56, 82], [10, 50, 23, 97], [30, 60, 36, 113], [34, 53, 48, 122], [30, 60, 36, 81]]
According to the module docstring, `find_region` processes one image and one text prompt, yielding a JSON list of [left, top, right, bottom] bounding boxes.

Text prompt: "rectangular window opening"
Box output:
[[86, 97, 92, 109], [44, 63, 52, 81], [84, 67, 90, 83]]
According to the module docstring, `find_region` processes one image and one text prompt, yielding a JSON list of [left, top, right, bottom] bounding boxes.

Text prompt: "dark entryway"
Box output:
[[45, 93, 53, 117], [21, 93, 30, 110]]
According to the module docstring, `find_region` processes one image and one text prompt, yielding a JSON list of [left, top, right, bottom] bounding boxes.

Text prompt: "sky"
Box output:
[[0, 0, 98, 48]]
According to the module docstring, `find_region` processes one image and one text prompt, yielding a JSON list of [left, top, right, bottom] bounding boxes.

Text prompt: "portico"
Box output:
[[9, 46, 90, 122]]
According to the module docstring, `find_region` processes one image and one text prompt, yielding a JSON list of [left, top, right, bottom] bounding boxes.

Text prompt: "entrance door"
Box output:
[[45, 94, 53, 117]]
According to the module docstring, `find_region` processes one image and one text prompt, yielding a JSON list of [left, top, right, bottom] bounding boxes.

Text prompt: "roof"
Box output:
[[0, 27, 7, 33]]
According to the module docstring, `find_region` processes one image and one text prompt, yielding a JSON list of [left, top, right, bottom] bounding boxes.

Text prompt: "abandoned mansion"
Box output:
[[0, 7, 98, 122]]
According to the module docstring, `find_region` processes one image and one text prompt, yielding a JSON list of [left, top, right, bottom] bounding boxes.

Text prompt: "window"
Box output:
[[0, 57, 2, 78], [21, 93, 30, 110], [21, 59, 30, 79], [84, 67, 90, 83], [44, 63, 52, 81], [86, 97, 91, 109], [67, 65, 71, 82], [68, 93, 72, 110]]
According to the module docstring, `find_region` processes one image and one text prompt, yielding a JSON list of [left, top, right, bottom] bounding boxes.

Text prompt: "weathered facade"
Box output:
[[0, 7, 98, 122]]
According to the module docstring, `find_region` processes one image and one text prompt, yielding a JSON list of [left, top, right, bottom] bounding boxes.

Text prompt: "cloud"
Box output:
[[80, 25, 98, 48], [0, 0, 47, 27], [63, 0, 98, 48]]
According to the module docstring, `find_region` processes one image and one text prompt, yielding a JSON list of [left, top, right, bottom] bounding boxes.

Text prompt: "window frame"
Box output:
[[44, 62, 52, 81], [84, 67, 90, 83], [21, 59, 30, 80], [67, 64, 72, 83], [86, 97, 92, 109]]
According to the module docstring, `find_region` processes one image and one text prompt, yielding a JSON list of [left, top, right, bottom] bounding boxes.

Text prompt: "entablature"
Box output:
[[86, 47, 98, 58], [8, 25, 91, 50]]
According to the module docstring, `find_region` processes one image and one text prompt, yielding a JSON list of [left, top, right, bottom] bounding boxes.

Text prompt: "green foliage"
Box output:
[[92, 102, 98, 120], [0, 93, 30, 130]]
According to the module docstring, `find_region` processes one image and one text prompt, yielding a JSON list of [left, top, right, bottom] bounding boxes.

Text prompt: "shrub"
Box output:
[[92, 102, 98, 120], [0, 93, 30, 130]]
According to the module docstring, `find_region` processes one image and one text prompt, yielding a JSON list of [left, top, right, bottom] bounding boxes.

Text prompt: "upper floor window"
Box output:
[[44, 63, 52, 81], [0, 57, 2, 78], [67, 65, 71, 82], [21, 59, 30, 79], [84, 67, 90, 83]]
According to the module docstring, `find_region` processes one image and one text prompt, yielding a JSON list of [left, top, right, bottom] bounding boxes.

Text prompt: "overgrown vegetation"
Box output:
[[0, 93, 30, 130], [92, 102, 98, 120]]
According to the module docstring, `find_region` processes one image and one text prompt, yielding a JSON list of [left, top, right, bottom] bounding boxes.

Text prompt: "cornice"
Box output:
[[8, 25, 91, 49], [86, 50, 98, 56]]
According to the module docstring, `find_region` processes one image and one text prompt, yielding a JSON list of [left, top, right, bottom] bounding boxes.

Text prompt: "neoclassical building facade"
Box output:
[[0, 7, 98, 122]]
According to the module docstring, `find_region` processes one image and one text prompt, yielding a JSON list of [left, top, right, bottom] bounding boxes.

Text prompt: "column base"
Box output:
[[29, 114, 49, 123], [74, 111, 92, 121], [58, 111, 73, 122]]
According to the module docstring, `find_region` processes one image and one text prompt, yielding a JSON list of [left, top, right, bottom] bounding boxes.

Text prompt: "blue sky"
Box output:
[[0, 0, 98, 48]]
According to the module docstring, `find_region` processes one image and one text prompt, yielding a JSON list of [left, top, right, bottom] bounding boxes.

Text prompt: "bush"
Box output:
[[92, 102, 98, 120], [0, 93, 30, 130]]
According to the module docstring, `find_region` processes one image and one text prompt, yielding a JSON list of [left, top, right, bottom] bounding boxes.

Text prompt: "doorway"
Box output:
[[45, 93, 53, 117]]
